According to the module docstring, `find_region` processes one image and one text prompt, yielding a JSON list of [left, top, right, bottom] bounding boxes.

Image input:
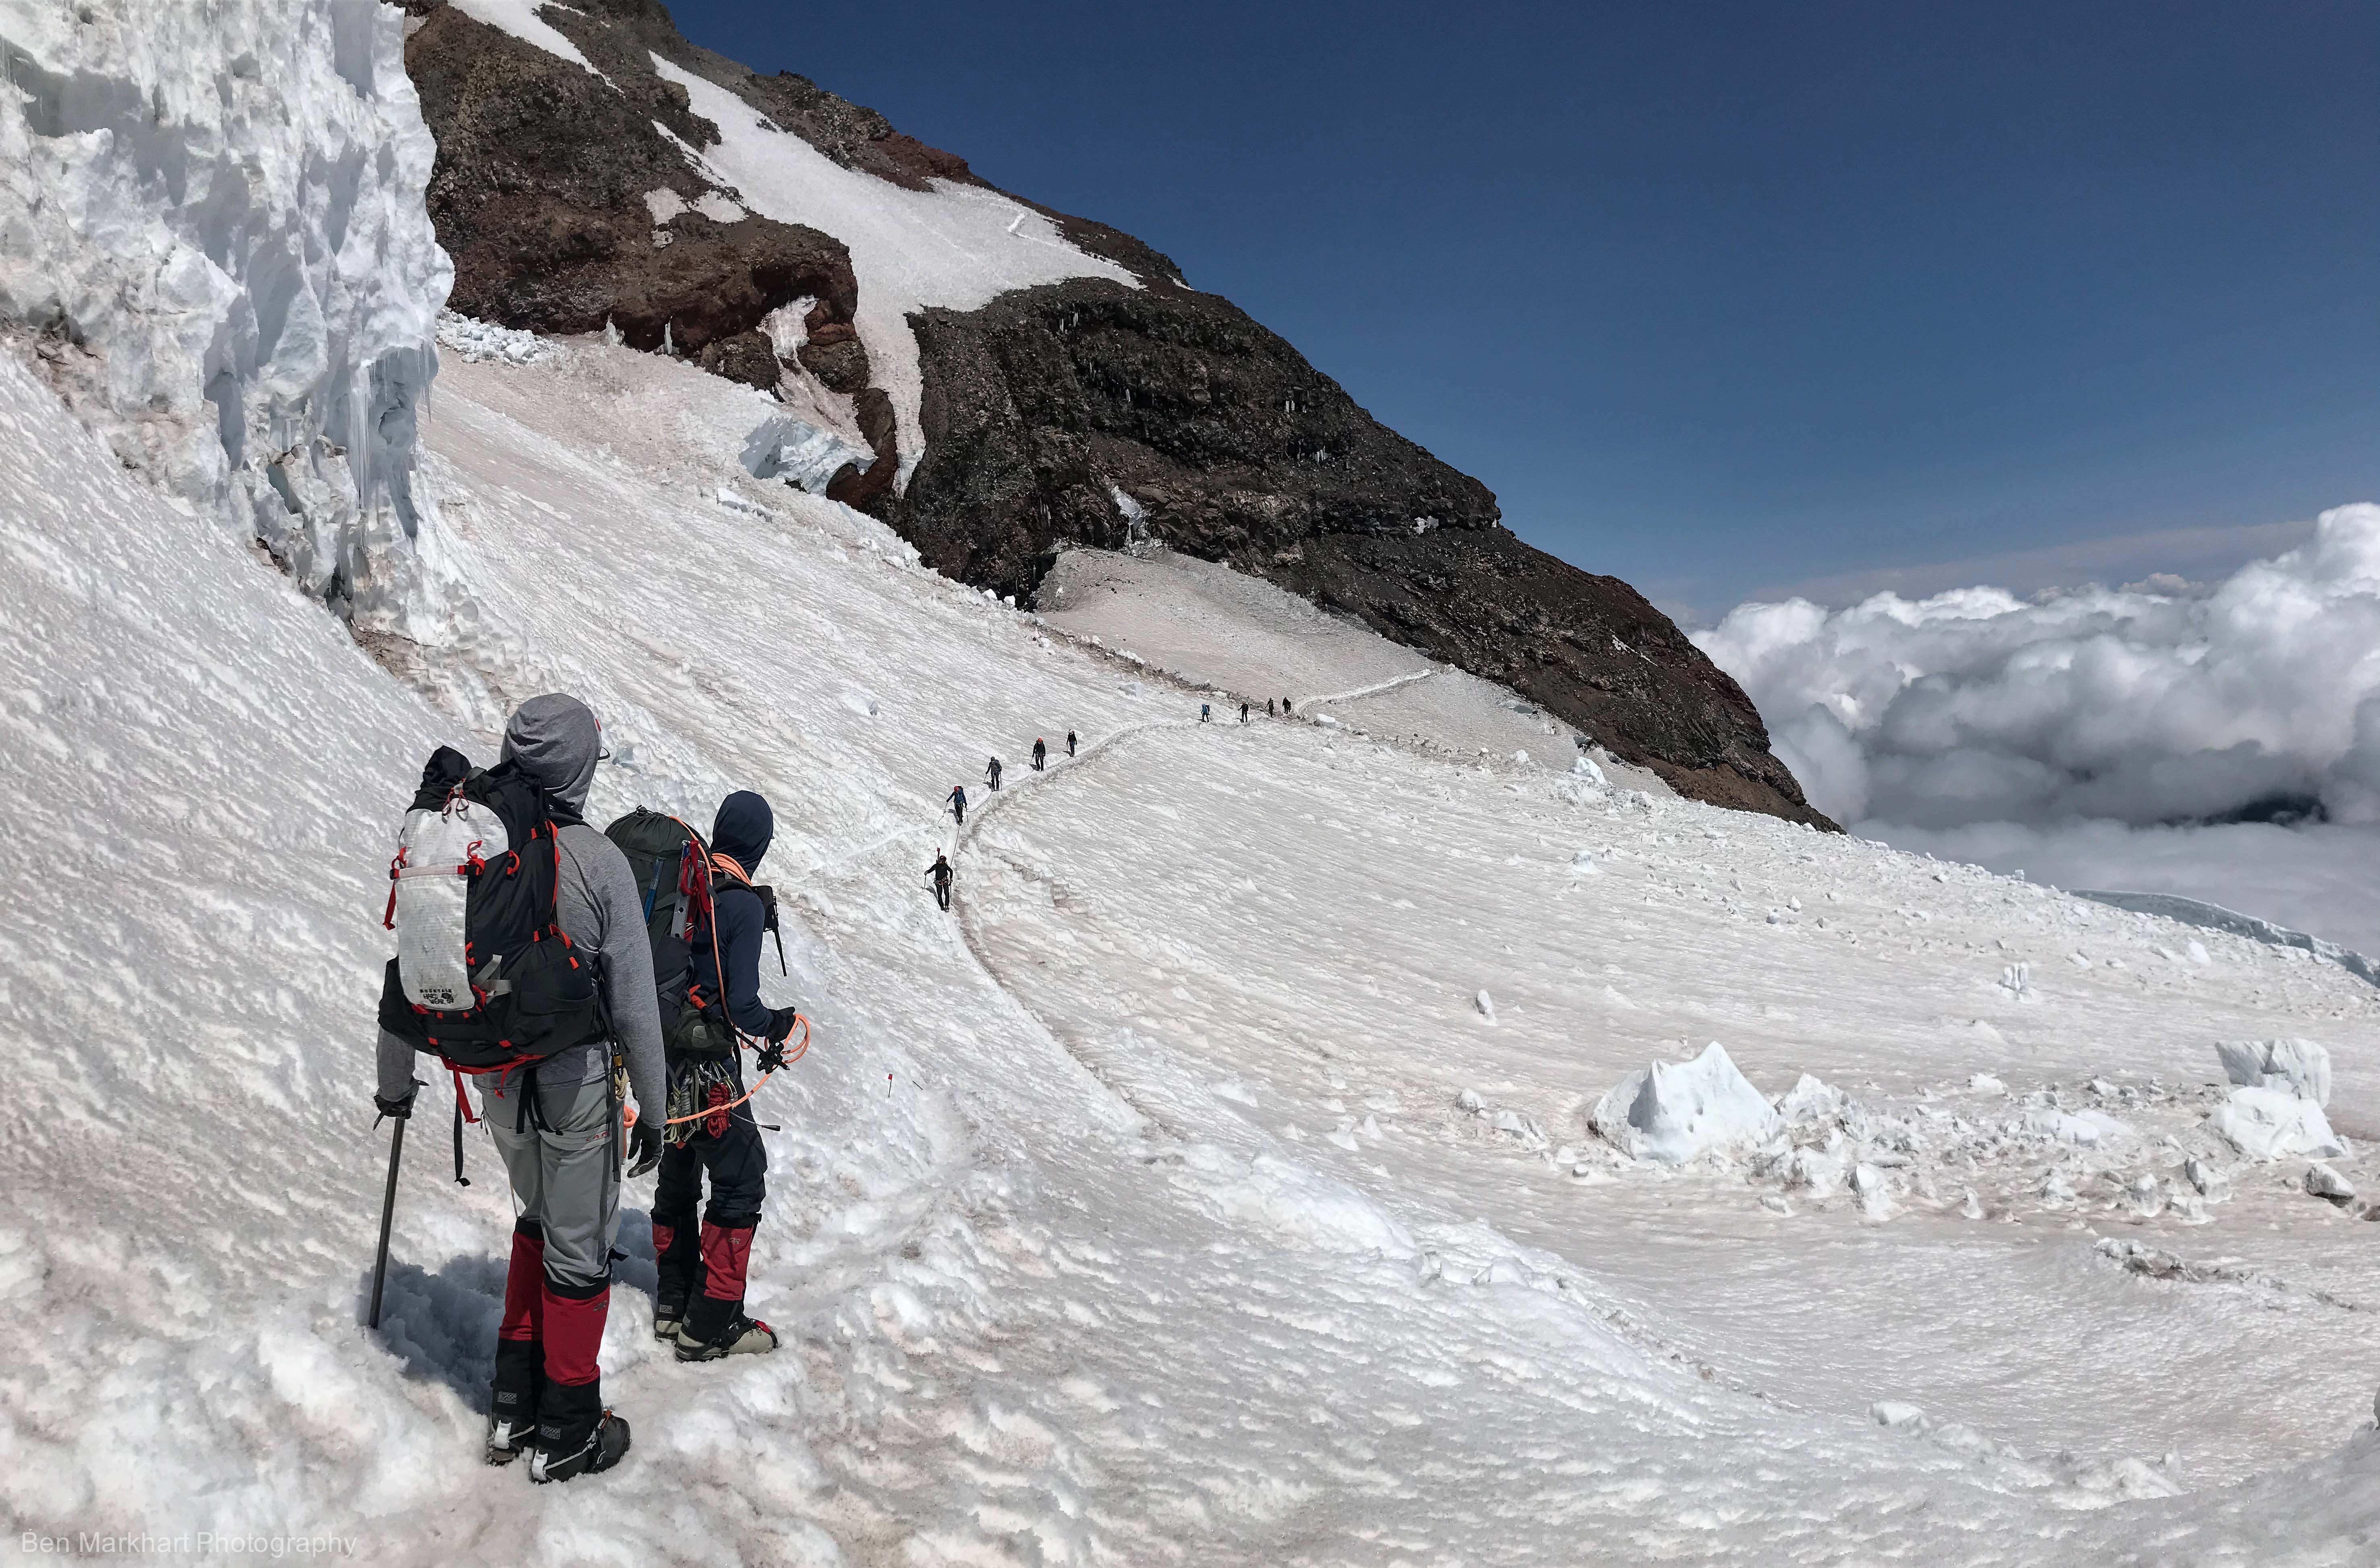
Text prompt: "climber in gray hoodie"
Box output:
[[374, 693, 666, 1483]]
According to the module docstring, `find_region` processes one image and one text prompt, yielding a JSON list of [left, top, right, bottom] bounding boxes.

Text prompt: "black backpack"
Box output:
[[377, 748, 603, 1071], [604, 807, 788, 1065], [603, 808, 710, 1034]]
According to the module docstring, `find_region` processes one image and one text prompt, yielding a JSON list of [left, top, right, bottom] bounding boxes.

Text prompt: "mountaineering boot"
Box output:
[[486, 1410, 536, 1467], [486, 1337, 545, 1465], [530, 1275, 615, 1478], [675, 1313, 778, 1361], [528, 1410, 631, 1483], [487, 1221, 546, 1463], [527, 1364, 628, 1483], [653, 1304, 684, 1343], [674, 1220, 770, 1360]]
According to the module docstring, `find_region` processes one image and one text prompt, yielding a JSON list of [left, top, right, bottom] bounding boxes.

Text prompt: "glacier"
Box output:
[[0, 0, 455, 634]]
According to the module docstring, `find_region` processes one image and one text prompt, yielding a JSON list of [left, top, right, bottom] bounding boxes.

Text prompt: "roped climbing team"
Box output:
[[374, 697, 801, 1484], [373, 693, 1276, 1481]]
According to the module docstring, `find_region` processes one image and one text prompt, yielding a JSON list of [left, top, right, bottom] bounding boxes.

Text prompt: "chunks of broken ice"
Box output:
[[2097, 1236, 2186, 1277], [2304, 1162, 2357, 1202], [1590, 1042, 1781, 1165], [1849, 1162, 1893, 1217], [1773, 1073, 1848, 1126], [2014, 1106, 2133, 1147], [2205, 1085, 2349, 1162], [2214, 1038, 2332, 1106], [1490, 1108, 1543, 1142]]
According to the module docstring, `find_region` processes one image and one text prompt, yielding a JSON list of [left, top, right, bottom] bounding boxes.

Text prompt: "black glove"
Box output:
[[755, 1008, 802, 1072], [627, 1118, 663, 1177], [373, 1083, 420, 1125]]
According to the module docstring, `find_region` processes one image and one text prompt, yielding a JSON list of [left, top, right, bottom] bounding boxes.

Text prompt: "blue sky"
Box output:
[[669, 0, 2378, 621]]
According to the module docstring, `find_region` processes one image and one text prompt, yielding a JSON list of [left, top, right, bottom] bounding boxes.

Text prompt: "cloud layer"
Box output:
[[1695, 504, 2380, 952], [1696, 504, 2380, 831]]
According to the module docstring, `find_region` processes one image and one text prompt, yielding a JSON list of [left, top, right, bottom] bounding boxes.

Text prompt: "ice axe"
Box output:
[[368, 1112, 405, 1332]]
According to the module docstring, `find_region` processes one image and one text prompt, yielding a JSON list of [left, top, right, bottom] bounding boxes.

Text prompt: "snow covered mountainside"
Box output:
[[6, 320, 2380, 1561], [4, 3, 2379, 1561], [390, 0, 1828, 827]]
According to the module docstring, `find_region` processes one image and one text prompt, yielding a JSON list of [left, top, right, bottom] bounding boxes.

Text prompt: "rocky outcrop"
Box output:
[[898, 281, 1501, 590], [399, 2, 897, 500], [394, 0, 1828, 825]]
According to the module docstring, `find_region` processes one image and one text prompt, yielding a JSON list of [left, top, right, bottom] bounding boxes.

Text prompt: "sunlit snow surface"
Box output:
[[4, 341, 2377, 1562]]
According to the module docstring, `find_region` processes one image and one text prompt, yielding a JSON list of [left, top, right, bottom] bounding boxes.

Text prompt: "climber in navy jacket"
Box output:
[[651, 789, 799, 1362]]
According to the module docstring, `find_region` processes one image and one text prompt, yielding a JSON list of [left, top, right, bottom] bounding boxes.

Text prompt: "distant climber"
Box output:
[[926, 851, 953, 911], [651, 790, 800, 1364], [1066, 730, 1078, 758], [1267, 699, 1276, 717], [1240, 702, 1250, 723], [948, 784, 967, 825], [1200, 703, 1211, 723], [985, 755, 1003, 791], [1282, 696, 1293, 714], [1032, 737, 1047, 771], [374, 694, 665, 1483]]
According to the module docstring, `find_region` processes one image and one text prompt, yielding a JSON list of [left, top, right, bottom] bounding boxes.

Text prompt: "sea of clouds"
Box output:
[[1696, 503, 2380, 953]]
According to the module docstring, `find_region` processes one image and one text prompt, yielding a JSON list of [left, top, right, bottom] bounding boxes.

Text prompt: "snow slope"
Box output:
[[0, 0, 454, 631], [1035, 545, 1670, 782], [5, 332, 2378, 1563], [963, 718, 2380, 1489]]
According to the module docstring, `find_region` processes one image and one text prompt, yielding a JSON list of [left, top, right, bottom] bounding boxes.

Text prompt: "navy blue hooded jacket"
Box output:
[[692, 790, 776, 1037]]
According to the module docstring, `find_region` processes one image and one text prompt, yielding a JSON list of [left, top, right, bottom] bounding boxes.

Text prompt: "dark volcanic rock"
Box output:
[[394, 0, 1826, 825], [403, 5, 858, 363], [899, 279, 1498, 586], [694, 330, 780, 391], [1274, 530, 1824, 821]]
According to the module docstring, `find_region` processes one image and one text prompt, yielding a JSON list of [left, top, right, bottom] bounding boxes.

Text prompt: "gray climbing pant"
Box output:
[[479, 1041, 621, 1290]]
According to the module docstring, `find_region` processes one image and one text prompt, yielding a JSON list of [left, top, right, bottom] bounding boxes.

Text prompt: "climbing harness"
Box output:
[[612, 819, 811, 1144]]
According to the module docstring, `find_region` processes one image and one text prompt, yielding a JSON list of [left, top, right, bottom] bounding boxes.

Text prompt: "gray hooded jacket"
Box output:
[[376, 695, 666, 1122]]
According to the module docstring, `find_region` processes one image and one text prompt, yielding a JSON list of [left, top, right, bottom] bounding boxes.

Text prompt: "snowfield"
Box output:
[[4, 323, 2377, 1564], [1033, 545, 1669, 784]]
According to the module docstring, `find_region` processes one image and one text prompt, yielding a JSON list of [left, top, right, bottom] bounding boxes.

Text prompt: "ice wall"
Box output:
[[0, 0, 457, 636]]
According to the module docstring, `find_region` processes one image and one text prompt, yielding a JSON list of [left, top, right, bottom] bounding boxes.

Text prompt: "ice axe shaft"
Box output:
[[368, 1114, 406, 1331]]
